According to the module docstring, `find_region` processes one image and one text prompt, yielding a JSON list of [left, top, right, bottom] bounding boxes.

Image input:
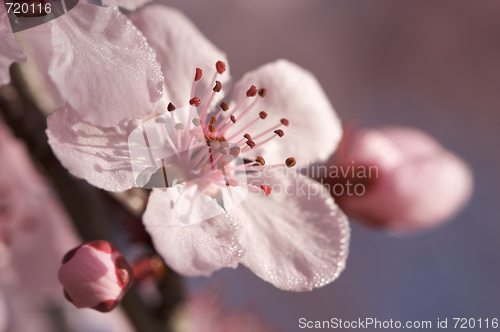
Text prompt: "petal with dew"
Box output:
[[143, 188, 244, 277], [226, 60, 342, 167], [231, 168, 350, 291], [131, 5, 230, 113], [48, 2, 163, 127], [46, 105, 138, 192], [0, 3, 26, 86]]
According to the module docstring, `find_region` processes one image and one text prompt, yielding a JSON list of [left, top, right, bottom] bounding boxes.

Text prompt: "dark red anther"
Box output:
[[246, 85, 258, 97], [285, 157, 296, 168], [258, 88, 268, 97], [220, 101, 229, 111], [213, 80, 222, 92], [281, 118, 289, 126], [260, 185, 272, 196], [255, 156, 265, 165], [274, 129, 284, 137], [259, 111, 268, 119], [195, 68, 203, 81], [216, 61, 226, 74], [208, 124, 216, 133], [190, 97, 201, 107], [210, 115, 217, 125], [246, 140, 256, 148], [167, 103, 176, 112], [244, 133, 252, 141], [230, 115, 236, 123]]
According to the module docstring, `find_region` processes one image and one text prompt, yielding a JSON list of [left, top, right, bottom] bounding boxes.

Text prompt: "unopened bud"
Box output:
[[58, 241, 134, 312]]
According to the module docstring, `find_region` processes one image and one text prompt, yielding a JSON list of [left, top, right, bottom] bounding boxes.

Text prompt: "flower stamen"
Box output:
[[158, 62, 294, 198]]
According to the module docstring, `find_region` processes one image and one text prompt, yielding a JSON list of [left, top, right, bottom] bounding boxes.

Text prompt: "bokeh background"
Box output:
[[159, 1, 500, 331]]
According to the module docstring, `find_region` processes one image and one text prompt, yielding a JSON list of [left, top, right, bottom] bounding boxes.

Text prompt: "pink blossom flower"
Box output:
[[174, 291, 282, 332], [47, 5, 350, 291], [58, 240, 134, 312], [1, 0, 163, 127], [326, 126, 473, 233]]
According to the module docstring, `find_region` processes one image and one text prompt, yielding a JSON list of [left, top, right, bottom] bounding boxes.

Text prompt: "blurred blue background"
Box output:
[[161, 1, 500, 330]]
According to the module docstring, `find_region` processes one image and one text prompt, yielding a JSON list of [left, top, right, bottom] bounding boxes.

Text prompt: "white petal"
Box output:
[[48, 2, 163, 127], [143, 188, 244, 277], [131, 5, 230, 112], [231, 168, 350, 291], [46, 105, 138, 192], [0, 4, 26, 85], [226, 60, 342, 167]]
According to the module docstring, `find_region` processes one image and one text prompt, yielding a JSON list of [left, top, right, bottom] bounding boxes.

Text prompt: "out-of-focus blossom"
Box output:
[[58, 240, 134, 312], [173, 291, 282, 332], [47, 5, 350, 291], [1, 0, 163, 127], [325, 126, 473, 233], [0, 120, 135, 331]]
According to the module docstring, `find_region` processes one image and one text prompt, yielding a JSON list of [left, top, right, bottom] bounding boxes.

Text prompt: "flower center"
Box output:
[[143, 61, 296, 198]]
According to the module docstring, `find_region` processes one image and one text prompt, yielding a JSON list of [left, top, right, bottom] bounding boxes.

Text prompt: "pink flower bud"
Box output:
[[328, 126, 473, 233], [58, 240, 134, 312]]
